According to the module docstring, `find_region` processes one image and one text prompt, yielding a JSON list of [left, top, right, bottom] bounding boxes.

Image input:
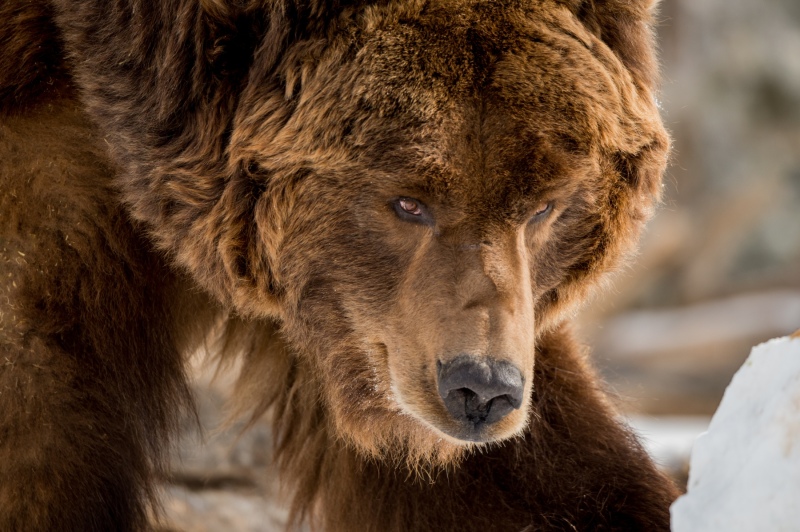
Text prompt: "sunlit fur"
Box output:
[[1, 0, 677, 530]]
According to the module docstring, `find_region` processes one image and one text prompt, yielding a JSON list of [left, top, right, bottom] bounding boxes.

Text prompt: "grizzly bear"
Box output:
[[0, 0, 678, 530]]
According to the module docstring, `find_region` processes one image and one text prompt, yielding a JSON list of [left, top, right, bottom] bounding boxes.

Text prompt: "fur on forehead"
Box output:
[[228, 0, 664, 198]]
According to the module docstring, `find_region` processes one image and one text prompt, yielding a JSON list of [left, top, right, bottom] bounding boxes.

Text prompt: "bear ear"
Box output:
[[558, 0, 662, 90]]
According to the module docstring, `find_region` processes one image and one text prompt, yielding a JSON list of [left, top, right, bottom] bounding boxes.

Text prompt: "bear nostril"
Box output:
[[437, 356, 524, 427]]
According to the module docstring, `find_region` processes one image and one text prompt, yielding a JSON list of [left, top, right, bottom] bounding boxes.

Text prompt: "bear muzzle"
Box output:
[[436, 355, 525, 441]]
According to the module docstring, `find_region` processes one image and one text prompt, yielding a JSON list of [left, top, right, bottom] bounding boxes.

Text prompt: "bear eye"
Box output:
[[392, 197, 434, 225], [398, 198, 422, 215], [529, 202, 553, 223]]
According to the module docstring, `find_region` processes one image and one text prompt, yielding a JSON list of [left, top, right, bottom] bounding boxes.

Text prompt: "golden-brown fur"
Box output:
[[1, 0, 677, 530]]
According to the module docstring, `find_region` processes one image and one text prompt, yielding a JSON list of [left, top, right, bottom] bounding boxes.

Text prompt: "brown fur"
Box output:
[[1, 0, 677, 530]]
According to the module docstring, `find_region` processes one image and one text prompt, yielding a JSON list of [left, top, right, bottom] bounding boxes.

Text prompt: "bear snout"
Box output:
[[437, 355, 525, 438]]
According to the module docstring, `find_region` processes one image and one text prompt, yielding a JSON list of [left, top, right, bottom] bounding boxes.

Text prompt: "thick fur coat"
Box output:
[[1, 0, 677, 530]]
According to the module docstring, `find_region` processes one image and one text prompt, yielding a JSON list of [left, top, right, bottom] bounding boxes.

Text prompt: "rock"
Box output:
[[670, 335, 800, 531]]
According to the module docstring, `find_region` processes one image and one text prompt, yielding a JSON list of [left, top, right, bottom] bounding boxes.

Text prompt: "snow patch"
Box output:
[[670, 335, 800, 531]]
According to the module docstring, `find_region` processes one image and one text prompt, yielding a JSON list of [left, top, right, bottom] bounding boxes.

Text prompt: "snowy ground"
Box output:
[[671, 335, 800, 531]]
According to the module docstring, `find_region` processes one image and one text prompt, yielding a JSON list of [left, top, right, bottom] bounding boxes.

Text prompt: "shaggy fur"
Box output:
[[1, 0, 677, 530]]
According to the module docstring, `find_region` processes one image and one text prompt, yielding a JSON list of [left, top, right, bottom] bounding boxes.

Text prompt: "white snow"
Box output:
[[670, 335, 800, 532]]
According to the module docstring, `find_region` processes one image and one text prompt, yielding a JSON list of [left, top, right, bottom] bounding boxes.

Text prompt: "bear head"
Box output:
[[216, 0, 669, 464]]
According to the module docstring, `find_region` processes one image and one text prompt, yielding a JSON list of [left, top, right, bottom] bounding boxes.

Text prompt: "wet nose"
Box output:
[[437, 355, 524, 427]]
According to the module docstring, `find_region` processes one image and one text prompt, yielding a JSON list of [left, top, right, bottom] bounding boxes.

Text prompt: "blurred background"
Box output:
[[159, 1, 800, 528]]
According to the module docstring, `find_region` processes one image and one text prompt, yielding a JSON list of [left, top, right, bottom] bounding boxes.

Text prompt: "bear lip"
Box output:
[[437, 420, 492, 443], [428, 414, 525, 444]]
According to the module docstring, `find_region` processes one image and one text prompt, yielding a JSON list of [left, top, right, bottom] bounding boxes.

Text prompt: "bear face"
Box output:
[[222, 0, 668, 463]]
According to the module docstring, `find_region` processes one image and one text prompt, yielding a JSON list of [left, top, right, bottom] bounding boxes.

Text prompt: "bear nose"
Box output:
[[437, 355, 524, 427]]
